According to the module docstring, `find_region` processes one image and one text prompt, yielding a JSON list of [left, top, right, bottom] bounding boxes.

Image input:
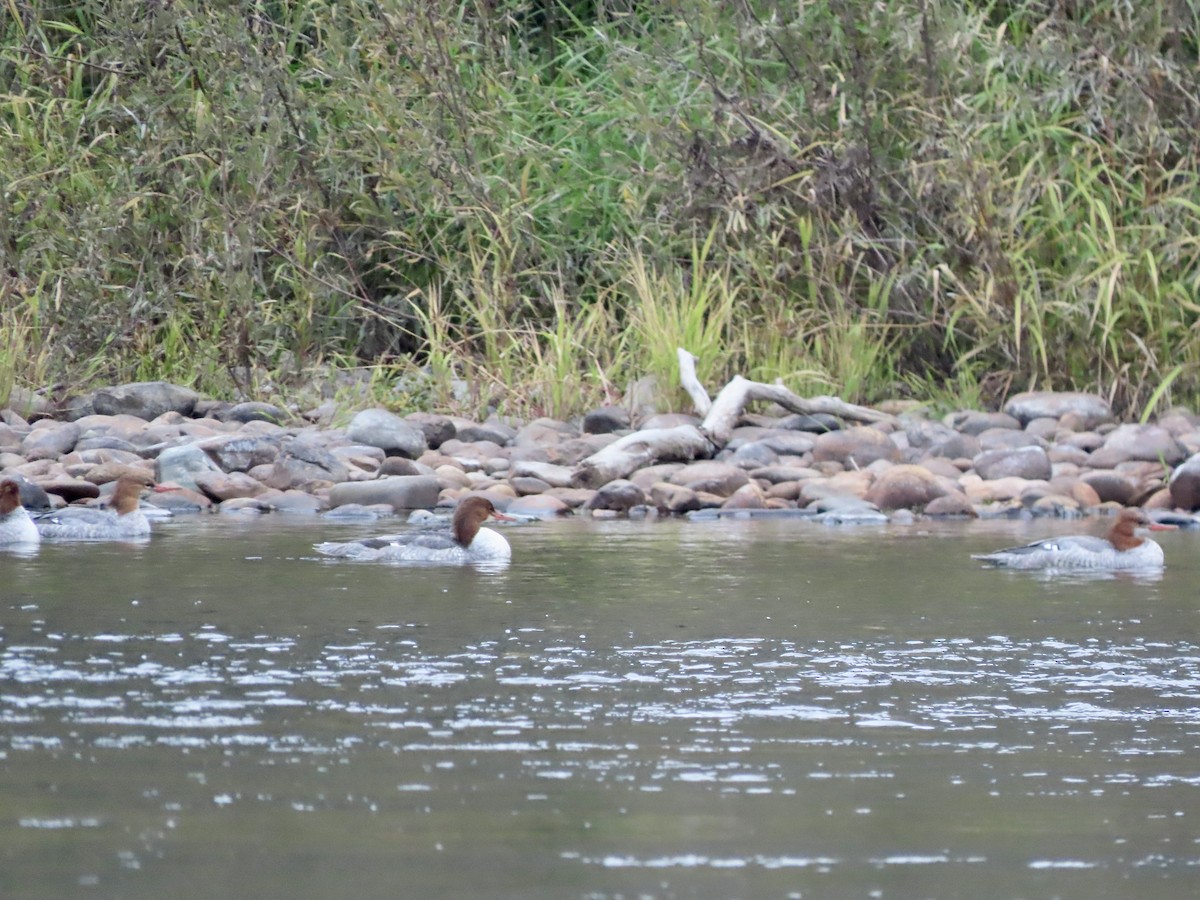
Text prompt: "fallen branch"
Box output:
[[700, 375, 894, 447], [571, 350, 896, 489]]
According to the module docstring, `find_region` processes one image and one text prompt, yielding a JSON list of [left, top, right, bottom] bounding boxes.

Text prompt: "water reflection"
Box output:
[[0, 516, 1197, 898]]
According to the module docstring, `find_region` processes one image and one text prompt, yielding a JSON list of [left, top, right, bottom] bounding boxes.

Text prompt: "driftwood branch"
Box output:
[[676, 348, 712, 416], [571, 424, 715, 489], [699, 375, 894, 447], [571, 349, 896, 488]]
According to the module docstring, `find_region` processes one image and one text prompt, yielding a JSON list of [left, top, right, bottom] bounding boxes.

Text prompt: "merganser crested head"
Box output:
[[109, 475, 148, 516], [972, 506, 1174, 571], [451, 496, 514, 547], [0, 479, 40, 545], [314, 495, 516, 564]]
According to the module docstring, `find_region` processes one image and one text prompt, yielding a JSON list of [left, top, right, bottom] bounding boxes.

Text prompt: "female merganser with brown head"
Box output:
[[314, 495, 514, 563], [35, 475, 151, 540], [972, 507, 1172, 570], [0, 479, 40, 545]]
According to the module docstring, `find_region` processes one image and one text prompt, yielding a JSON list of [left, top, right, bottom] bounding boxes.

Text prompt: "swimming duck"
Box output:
[[35, 476, 151, 540], [314, 495, 514, 563], [0, 479, 40, 545], [972, 507, 1172, 570]]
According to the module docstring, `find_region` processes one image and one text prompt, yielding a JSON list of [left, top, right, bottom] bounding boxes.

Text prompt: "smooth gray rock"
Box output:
[[946, 410, 1022, 435], [728, 441, 780, 469], [510, 459, 574, 488], [1004, 391, 1111, 426], [587, 478, 646, 511], [669, 461, 751, 496], [74, 436, 139, 454], [155, 444, 225, 488], [219, 401, 289, 424], [778, 413, 840, 432], [973, 445, 1052, 481], [346, 408, 428, 459], [200, 435, 282, 472], [582, 406, 631, 434], [405, 412, 456, 449], [977, 427, 1047, 452], [328, 475, 440, 510], [265, 439, 350, 488], [21, 421, 80, 460], [92, 381, 199, 420], [1091, 423, 1187, 466], [455, 420, 516, 445], [812, 426, 901, 466]]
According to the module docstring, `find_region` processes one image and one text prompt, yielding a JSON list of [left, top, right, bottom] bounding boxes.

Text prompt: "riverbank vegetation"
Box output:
[[2, 1, 1198, 420]]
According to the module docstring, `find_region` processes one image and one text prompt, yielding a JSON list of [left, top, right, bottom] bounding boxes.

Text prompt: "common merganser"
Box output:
[[35, 476, 151, 540], [972, 507, 1172, 570], [0, 479, 40, 545], [314, 495, 514, 563]]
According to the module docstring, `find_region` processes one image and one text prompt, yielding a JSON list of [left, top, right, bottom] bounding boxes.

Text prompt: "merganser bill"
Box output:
[[972, 507, 1172, 570], [35, 476, 152, 540], [0, 479, 40, 545], [314, 496, 514, 563]]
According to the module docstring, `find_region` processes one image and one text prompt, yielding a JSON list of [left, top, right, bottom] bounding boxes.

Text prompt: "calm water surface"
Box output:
[[1, 513, 1198, 899]]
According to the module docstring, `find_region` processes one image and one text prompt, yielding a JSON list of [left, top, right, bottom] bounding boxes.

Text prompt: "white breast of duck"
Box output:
[[0, 479, 40, 545], [35, 477, 151, 540], [315, 496, 513, 563], [973, 508, 1169, 570]]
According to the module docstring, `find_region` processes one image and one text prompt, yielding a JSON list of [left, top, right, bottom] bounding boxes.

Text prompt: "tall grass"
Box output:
[[0, 1, 1198, 419]]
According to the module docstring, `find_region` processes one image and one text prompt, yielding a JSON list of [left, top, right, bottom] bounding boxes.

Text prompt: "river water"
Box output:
[[1, 512, 1197, 899]]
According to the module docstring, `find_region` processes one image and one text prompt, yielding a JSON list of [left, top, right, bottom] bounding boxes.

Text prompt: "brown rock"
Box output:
[[669, 461, 750, 496], [507, 494, 570, 517], [83, 461, 153, 485], [721, 483, 767, 509], [1169, 453, 1200, 510], [924, 492, 976, 517], [543, 487, 596, 508], [765, 481, 803, 501], [1079, 471, 1137, 505], [864, 464, 946, 510], [37, 477, 101, 503], [587, 479, 646, 512], [1070, 480, 1102, 507], [1143, 487, 1174, 509], [812, 426, 901, 467], [649, 481, 703, 514]]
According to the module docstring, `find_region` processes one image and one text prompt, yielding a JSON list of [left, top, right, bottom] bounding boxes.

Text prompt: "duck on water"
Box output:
[[0, 479, 40, 545], [972, 507, 1174, 571], [34, 476, 152, 540], [315, 495, 515, 564]]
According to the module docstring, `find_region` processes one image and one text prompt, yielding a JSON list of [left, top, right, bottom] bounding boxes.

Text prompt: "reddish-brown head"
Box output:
[[110, 476, 148, 516], [0, 480, 22, 516], [452, 496, 514, 546], [1107, 507, 1173, 551]]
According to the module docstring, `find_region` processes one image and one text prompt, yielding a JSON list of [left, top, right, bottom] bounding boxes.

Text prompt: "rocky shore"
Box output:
[[3, 380, 1200, 524]]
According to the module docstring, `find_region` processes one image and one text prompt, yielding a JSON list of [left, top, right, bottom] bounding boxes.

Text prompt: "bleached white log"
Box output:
[[571, 424, 714, 489], [676, 348, 712, 416], [700, 375, 894, 447], [570, 351, 895, 488]]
